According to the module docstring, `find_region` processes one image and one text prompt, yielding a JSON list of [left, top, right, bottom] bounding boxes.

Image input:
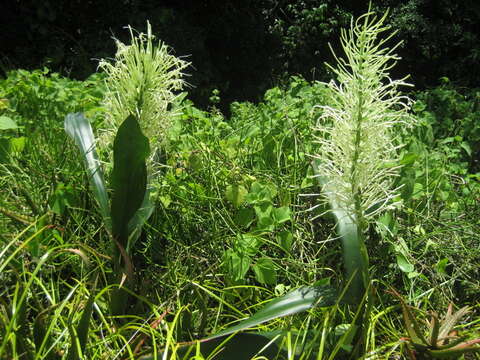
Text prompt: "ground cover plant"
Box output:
[[0, 9, 479, 360]]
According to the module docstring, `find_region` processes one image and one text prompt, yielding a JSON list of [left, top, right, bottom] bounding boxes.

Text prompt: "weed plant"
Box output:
[[0, 11, 479, 360]]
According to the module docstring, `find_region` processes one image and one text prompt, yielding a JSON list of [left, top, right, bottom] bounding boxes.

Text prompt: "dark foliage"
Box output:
[[1, 0, 479, 110]]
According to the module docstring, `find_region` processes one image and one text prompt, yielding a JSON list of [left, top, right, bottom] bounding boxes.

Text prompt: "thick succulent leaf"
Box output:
[[389, 289, 429, 345], [438, 305, 470, 340], [429, 312, 440, 345], [64, 113, 111, 230], [207, 285, 338, 340], [110, 114, 150, 248], [429, 339, 480, 358]]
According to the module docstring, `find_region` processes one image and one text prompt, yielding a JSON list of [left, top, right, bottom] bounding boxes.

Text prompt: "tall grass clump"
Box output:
[[312, 10, 414, 301]]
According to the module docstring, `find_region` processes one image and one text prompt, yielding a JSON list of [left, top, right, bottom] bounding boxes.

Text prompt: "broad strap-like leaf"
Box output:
[[207, 285, 338, 340], [312, 159, 369, 304], [110, 114, 150, 248], [64, 113, 111, 230]]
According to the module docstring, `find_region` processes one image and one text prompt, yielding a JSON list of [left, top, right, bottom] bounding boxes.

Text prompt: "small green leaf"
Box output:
[[254, 202, 273, 220], [237, 234, 262, 257], [256, 216, 275, 232], [396, 253, 414, 273], [460, 142, 472, 156], [225, 185, 248, 208], [272, 206, 291, 224], [8, 137, 26, 154], [159, 194, 172, 208], [277, 231, 293, 253], [435, 258, 449, 275], [234, 207, 255, 228], [0, 116, 18, 130], [252, 258, 277, 285], [223, 249, 251, 282]]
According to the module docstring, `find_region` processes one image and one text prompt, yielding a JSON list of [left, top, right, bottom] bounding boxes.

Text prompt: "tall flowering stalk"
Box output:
[[99, 21, 189, 162], [313, 11, 414, 301]]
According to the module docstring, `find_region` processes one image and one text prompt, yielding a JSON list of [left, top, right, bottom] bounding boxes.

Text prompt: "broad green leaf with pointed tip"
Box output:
[[0, 116, 18, 130], [277, 230, 293, 253], [396, 253, 414, 273], [110, 114, 150, 247], [272, 206, 291, 224], [223, 249, 251, 282], [253, 257, 277, 285], [207, 285, 338, 340], [65, 113, 111, 230]]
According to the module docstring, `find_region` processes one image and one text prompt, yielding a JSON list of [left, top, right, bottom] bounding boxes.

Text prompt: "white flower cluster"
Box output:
[[99, 21, 189, 156], [313, 12, 414, 224]]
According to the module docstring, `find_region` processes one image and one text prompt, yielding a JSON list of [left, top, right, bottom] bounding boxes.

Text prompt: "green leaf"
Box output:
[[252, 257, 277, 285], [207, 285, 338, 340], [9, 137, 26, 153], [237, 234, 262, 257], [64, 113, 110, 230], [254, 202, 273, 221], [110, 114, 150, 247], [0, 116, 18, 130], [396, 253, 414, 273], [460, 142, 472, 156], [234, 207, 255, 228], [400, 152, 418, 166], [312, 159, 369, 304], [127, 185, 155, 252], [277, 230, 293, 253], [272, 206, 291, 224], [225, 185, 248, 208], [246, 182, 277, 204], [435, 258, 449, 275], [223, 249, 251, 282]]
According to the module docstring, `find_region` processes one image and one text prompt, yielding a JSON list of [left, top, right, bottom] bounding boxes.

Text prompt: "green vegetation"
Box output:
[[1, 10, 480, 360]]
